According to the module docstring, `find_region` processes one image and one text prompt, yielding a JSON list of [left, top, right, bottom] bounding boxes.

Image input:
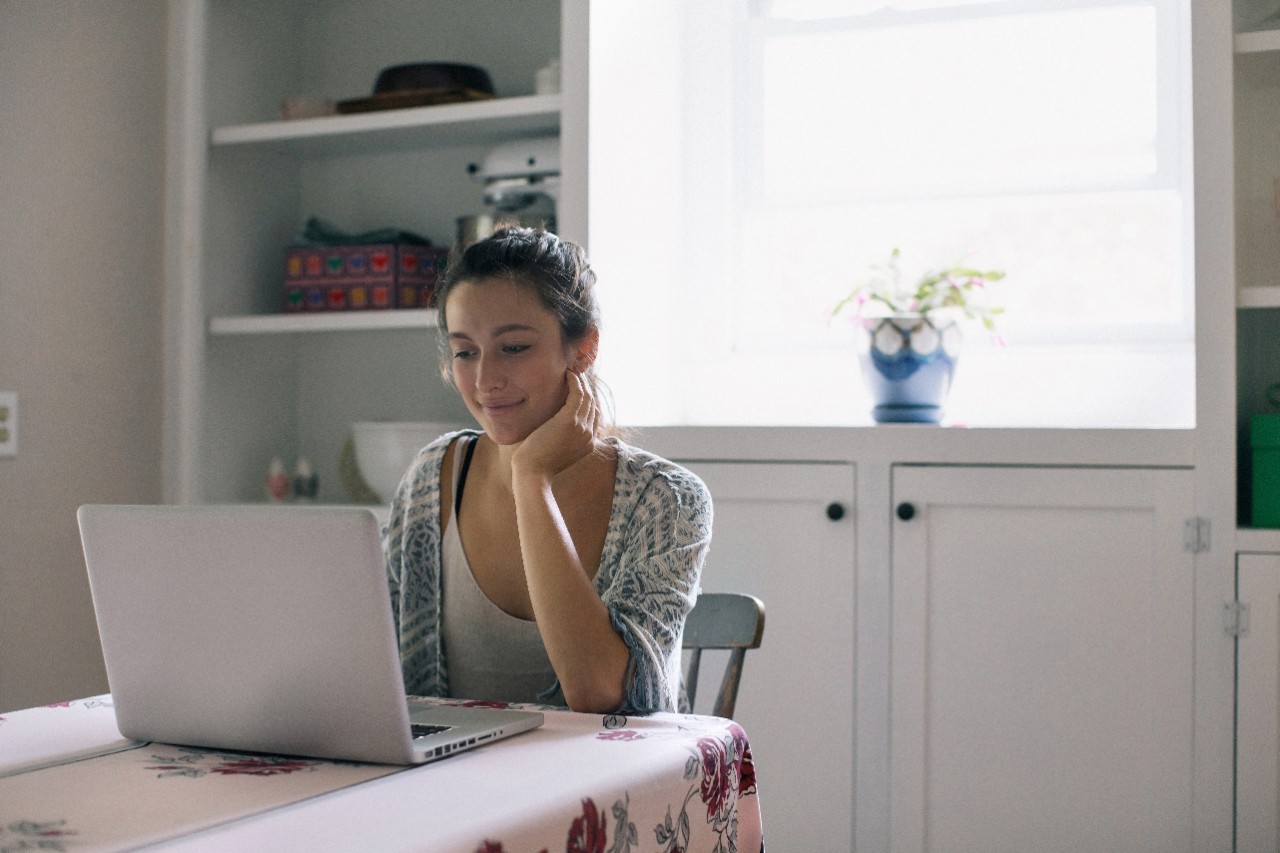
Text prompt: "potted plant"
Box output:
[[831, 249, 1005, 424]]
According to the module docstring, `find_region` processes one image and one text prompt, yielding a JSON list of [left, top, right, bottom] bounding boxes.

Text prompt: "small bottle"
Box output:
[[293, 457, 318, 503], [265, 457, 289, 503]]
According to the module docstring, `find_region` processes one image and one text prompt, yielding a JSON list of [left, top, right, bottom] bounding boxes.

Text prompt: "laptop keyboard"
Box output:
[[411, 724, 452, 740]]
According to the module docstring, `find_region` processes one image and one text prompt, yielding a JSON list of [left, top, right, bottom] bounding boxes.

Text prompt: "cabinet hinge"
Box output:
[[1225, 601, 1251, 638], [1183, 517, 1211, 553]]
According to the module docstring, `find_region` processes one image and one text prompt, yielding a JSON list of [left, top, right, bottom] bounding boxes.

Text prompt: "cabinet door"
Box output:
[[890, 466, 1194, 853], [681, 461, 856, 852], [1237, 553, 1280, 852]]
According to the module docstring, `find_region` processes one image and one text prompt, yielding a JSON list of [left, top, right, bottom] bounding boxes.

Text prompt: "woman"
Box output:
[[384, 226, 712, 714]]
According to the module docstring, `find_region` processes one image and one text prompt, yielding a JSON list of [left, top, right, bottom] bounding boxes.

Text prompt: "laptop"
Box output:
[[77, 503, 543, 766]]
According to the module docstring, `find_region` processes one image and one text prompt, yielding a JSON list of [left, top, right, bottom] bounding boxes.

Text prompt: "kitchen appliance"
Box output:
[[466, 136, 559, 233]]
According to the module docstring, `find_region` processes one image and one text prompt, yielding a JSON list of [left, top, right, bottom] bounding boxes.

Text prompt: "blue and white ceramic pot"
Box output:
[[856, 314, 962, 424]]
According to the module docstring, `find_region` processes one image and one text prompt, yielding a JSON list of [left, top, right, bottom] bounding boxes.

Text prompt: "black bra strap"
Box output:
[[454, 436, 478, 517]]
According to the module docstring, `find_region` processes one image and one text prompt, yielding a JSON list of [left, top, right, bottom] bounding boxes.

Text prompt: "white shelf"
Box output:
[[210, 95, 561, 157], [1238, 527, 1280, 554], [1238, 286, 1280, 309], [209, 309, 437, 335], [1236, 28, 1280, 54]]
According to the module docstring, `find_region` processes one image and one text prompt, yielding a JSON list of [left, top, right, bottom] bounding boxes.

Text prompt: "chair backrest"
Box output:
[[682, 592, 766, 719]]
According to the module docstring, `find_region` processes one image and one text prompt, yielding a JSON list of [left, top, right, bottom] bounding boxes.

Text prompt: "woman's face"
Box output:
[[444, 277, 578, 446]]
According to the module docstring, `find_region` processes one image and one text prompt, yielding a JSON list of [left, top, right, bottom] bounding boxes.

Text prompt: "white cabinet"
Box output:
[[679, 461, 856, 853], [1236, 553, 1280, 851], [889, 466, 1195, 853], [164, 0, 583, 504]]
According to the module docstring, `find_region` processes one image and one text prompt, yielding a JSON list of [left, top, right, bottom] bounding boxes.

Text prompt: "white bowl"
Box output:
[[352, 421, 466, 502]]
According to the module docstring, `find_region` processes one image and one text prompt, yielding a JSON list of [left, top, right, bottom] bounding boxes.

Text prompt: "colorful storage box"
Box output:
[[1252, 414, 1280, 528], [283, 244, 449, 313]]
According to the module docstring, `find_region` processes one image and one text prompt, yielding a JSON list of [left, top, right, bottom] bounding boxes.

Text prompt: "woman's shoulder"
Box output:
[[417, 427, 480, 461], [610, 438, 712, 508], [399, 428, 481, 497]]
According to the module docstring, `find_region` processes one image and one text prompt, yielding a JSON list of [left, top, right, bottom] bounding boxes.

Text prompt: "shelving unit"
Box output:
[[203, 96, 556, 339], [208, 309, 437, 336], [1238, 287, 1280, 308], [1234, 28, 1280, 311], [164, 0, 576, 505], [1233, 22, 1280, 537], [1237, 526, 1280, 553], [210, 94, 561, 157], [1235, 27, 1280, 53]]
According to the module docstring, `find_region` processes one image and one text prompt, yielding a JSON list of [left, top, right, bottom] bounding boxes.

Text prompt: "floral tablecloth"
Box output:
[[0, 695, 763, 852], [0, 696, 133, 778]]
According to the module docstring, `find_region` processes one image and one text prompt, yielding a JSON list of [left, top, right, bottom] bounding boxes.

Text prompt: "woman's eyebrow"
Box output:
[[448, 323, 540, 342], [493, 323, 539, 336]]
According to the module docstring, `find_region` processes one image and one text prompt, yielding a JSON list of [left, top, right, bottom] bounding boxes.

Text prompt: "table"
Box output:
[[0, 695, 764, 852]]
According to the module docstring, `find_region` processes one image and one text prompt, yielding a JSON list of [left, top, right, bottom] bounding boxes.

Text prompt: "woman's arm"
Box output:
[[512, 471, 631, 712], [602, 465, 711, 714], [383, 435, 458, 698], [510, 372, 630, 713]]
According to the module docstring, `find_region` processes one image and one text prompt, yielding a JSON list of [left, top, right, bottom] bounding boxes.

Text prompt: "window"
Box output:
[[590, 0, 1194, 427]]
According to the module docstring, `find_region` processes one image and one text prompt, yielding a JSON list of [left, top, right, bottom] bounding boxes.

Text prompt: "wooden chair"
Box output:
[[682, 592, 766, 719]]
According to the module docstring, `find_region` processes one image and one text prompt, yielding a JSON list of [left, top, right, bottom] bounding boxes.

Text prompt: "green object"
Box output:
[[1252, 414, 1280, 527]]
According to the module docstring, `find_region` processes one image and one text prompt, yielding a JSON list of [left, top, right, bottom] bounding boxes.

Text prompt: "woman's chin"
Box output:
[[479, 423, 534, 447]]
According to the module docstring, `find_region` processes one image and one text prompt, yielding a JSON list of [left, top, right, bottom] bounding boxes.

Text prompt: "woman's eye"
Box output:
[[451, 343, 529, 359]]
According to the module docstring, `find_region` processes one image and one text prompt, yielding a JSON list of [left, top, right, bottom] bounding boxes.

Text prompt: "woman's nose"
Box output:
[[474, 354, 505, 390]]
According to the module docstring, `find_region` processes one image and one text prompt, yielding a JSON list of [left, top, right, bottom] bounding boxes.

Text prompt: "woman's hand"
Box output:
[[511, 370, 600, 483]]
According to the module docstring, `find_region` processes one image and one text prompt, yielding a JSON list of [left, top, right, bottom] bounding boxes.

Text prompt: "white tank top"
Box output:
[[441, 436, 558, 704]]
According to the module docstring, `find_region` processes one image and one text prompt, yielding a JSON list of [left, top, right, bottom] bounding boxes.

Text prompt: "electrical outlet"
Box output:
[[0, 392, 16, 457]]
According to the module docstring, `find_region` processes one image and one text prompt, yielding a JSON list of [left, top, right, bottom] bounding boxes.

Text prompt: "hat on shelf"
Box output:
[[336, 62, 496, 114]]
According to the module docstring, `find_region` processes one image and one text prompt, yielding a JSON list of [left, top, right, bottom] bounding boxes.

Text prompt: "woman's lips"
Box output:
[[480, 399, 522, 416]]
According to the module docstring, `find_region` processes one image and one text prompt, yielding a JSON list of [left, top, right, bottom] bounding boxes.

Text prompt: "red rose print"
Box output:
[[596, 730, 645, 741], [566, 797, 607, 853], [209, 757, 315, 776], [697, 736, 731, 821], [440, 699, 512, 709], [728, 722, 757, 795]]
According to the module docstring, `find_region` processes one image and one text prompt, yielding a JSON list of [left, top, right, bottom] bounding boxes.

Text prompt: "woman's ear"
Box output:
[[571, 328, 600, 373]]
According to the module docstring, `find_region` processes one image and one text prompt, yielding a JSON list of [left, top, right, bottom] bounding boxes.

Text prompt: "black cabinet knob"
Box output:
[[826, 502, 845, 521], [896, 502, 916, 521]]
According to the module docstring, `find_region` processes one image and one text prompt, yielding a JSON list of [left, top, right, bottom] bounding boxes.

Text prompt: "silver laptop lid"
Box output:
[[78, 504, 418, 765]]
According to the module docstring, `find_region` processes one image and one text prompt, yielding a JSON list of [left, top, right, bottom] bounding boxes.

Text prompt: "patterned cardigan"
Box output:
[[383, 430, 713, 714]]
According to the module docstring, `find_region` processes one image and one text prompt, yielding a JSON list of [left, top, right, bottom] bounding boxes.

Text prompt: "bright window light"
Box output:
[[734, 0, 1190, 349], [589, 0, 1194, 428], [764, 0, 998, 18], [757, 7, 1159, 198]]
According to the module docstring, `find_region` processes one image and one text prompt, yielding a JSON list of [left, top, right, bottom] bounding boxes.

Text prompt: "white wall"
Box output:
[[0, 1, 167, 712]]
